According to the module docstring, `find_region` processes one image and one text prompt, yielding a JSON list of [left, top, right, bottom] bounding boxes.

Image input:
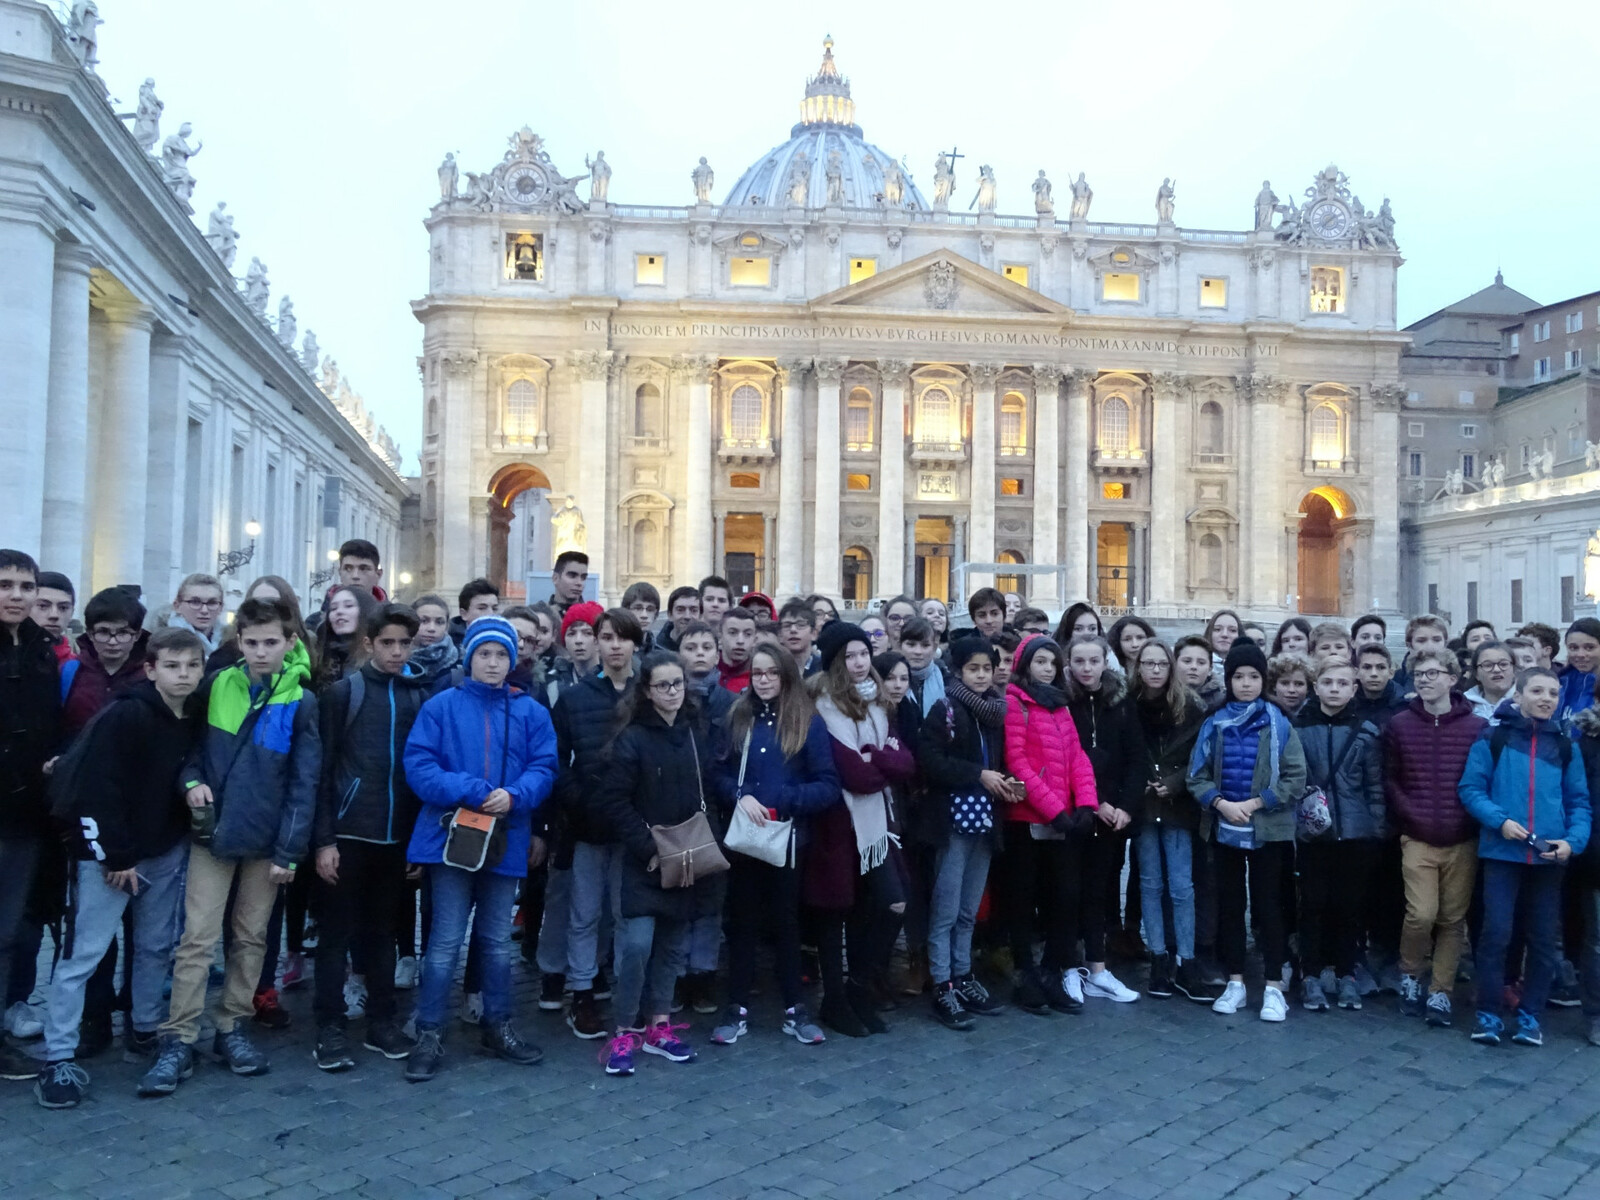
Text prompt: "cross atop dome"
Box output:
[[798, 34, 858, 134]]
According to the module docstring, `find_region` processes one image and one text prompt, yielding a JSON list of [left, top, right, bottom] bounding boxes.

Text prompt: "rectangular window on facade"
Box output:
[[1458, 390, 1475, 405], [1102, 273, 1140, 302], [1407, 390, 1422, 405], [1461, 453, 1475, 479], [1566, 349, 1583, 369], [1101, 482, 1126, 500], [1466, 581, 1479, 622], [1535, 357, 1552, 381], [1199, 277, 1227, 308], [1000, 478, 1024, 496], [1562, 576, 1576, 623], [1408, 422, 1425, 437], [1427, 583, 1440, 615], [634, 253, 665, 285], [1461, 423, 1476, 438], [849, 257, 877, 284], [1508, 332, 1520, 353], [1001, 264, 1030, 288], [505, 233, 544, 281], [1408, 452, 1423, 476], [1511, 579, 1524, 624], [846, 473, 872, 491], [730, 256, 771, 287], [1568, 311, 1584, 333], [1534, 321, 1550, 342], [845, 398, 873, 451], [1309, 266, 1344, 313]]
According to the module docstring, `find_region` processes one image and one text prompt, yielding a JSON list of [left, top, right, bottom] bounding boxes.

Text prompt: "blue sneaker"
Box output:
[[642, 1021, 695, 1063], [1511, 1009, 1543, 1046], [601, 1031, 641, 1076], [1470, 1011, 1504, 1045]]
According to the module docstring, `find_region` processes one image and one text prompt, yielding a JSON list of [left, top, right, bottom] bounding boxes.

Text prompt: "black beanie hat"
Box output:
[[950, 635, 997, 672], [1223, 640, 1269, 700], [818, 620, 872, 672]]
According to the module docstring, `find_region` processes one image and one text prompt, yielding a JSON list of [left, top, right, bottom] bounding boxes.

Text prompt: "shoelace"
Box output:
[[647, 1021, 691, 1047], [415, 1031, 442, 1056], [46, 1061, 89, 1090], [600, 1032, 642, 1065]]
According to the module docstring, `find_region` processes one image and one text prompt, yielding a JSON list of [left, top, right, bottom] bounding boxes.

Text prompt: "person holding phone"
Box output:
[[1459, 666, 1591, 1048]]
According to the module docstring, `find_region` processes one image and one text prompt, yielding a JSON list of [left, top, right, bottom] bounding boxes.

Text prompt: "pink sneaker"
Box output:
[[601, 1031, 641, 1076], [281, 953, 305, 990], [642, 1021, 695, 1063]]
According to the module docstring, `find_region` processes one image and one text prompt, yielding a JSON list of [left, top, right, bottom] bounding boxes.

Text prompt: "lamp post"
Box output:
[[309, 547, 339, 592], [219, 520, 261, 577]]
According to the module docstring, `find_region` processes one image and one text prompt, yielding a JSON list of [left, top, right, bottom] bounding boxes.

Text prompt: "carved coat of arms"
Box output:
[[925, 261, 959, 310]]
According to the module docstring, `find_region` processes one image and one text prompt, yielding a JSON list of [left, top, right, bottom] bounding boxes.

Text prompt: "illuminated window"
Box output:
[[729, 472, 761, 489], [1100, 396, 1131, 452], [635, 253, 665, 286], [846, 387, 874, 451], [1103, 273, 1140, 302], [1200, 277, 1227, 308], [505, 233, 543, 281], [997, 550, 1025, 597], [1000, 392, 1027, 454], [729, 385, 763, 442], [1310, 403, 1343, 462], [849, 257, 877, 284], [505, 380, 539, 443], [1002, 264, 1030, 288], [1197, 401, 1224, 460], [918, 386, 957, 445], [730, 256, 771, 287], [1000, 478, 1023, 496], [847, 473, 872, 491], [634, 383, 662, 440], [1102, 482, 1126, 500], [1310, 266, 1344, 314]]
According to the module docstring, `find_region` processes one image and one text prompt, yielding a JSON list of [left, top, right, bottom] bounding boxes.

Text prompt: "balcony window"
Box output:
[[1310, 402, 1342, 463], [1100, 396, 1130, 453], [505, 380, 540, 444], [918, 386, 957, 446], [1197, 401, 1225, 461], [729, 384, 763, 442], [846, 388, 874, 451], [999, 392, 1027, 454]]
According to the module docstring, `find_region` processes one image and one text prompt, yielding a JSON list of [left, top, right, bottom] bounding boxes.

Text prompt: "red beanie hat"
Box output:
[[561, 601, 604, 642]]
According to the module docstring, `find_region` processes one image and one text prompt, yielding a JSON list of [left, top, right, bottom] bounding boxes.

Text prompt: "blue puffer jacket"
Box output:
[[710, 703, 840, 821], [1557, 666, 1597, 732], [403, 678, 558, 877], [1219, 711, 1266, 802], [1458, 709, 1591, 865]]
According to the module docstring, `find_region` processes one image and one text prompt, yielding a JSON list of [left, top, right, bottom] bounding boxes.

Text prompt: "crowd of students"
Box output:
[[1, 538, 1597, 1109]]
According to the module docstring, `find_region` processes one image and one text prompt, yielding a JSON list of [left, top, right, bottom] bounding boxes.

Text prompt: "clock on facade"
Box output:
[[1308, 199, 1351, 241], [503, 165, 548, 205]]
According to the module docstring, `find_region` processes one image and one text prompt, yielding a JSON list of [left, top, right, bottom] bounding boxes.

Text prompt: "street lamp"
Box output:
[[309, 547, 339, 591], [218, 520, 261, 576]]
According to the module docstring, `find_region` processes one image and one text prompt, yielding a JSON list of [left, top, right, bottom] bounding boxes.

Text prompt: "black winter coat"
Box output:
[[1067, 676, 1143, 820], [1294, 704, 1387, 841], [0, 619, 62, 838], [553, 671, 633, 845], [917, 696, 1007, 850], [1123, 693, 1205, 832], [314, 662, 430, 848], [593, 707, 726, 921]]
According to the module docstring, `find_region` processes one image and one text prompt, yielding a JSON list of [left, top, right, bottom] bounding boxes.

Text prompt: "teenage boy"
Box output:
[[656, 587, 701, 654], [678, 621, 732, 721], [967, 588, 1007, 640], [777, 598, 819, 674], [550, 551, 590, 616], [1350, 614, 1388, 654], [0, 550, 59, 1082], [403, 616, 557, 1080], [1519, 623, 1560, 670], [62, 587, 149, 736], [1351, 643, 1404, 724], [139, 598, 320, 1096], [1382, 649, 1486, 1027], [717, 605, 758, 693], [337, 539, 386, 601], [1014, 608, 1052, 636], [310, 604, 429, 1071], [546, 600, 602, 696], [553, 608, 642, 1039], [34, 628, 205, 1108], [622, 583, 660, 645], [899, 617, 948, 718], [698, 575, 733, 626], [1505, 635, 1542, 674], [1557, 618, 1600, 730], [449, 578, 500, 647], [1309, 622, 1352, 666], [1395, 615, 1450, 693], [32, 572, 77, 664]]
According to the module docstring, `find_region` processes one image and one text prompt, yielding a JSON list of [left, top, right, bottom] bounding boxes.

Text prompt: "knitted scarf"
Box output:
[[815, 693, 892, 873], [947, 678, 1006, 731], [1188, 698, 1291, 809], [409, 637, 460, 682], [911, 661, 947, 718]]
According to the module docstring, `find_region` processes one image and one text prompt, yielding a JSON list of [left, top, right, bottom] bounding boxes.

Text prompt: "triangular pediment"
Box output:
[[812, 250, 1070, 316]]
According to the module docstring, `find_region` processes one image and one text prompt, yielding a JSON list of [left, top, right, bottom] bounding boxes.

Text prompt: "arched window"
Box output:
[[1100, 396, 1130, 453], [1198, 401, 1224, 459], [729, 384, 763, 443], [633, 518, 659, 574], [1199, 533, 1223, 586], [634, 383, 662, 440], [846, 387, 874, 451], [919, 386, 956, 445], [842, 545, 873, 604], [1310, 403, 1342, 462], [997, 549, 1025, 597], [1000, 391, 1027, 454], [506, 380, 539, 443]]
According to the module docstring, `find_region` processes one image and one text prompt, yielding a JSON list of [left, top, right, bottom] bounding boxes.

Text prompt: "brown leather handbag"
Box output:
[[649, 728, 730, 888]]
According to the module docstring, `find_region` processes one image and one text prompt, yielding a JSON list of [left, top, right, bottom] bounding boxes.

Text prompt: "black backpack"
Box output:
[[46, 698, 124, 829], [1486, 722, 1572, 772]]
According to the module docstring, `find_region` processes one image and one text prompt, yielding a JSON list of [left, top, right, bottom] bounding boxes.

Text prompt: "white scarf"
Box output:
[[815, 693, 893, 873]]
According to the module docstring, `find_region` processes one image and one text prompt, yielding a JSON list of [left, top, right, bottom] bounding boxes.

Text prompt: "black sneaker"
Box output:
[[363, 1020, 416, 1059], [137, 1035, 194, 1096], [1147, 953, 1176, 999], [34, 1060, 88, 1109], [1041, 967, 1083, 1014], [1012, 966, 1053, 1016], [538, 973, 566, 1012], [567, 990, 607, 1040], [955, 974, 1005, 1016], [481, 1018, 543, 1065], [1175, 958, 1222, 1004], [845, 979, 887, 1034], [314, 1025, 356, 1072], [122, 1028, 159, 1064], [405, 1028, 442, 1082], [0, 1038, 38, 1080], [212, 1027, 270, 1076], [932, 981, 976, 1031], [686, 971, 719, 1015]]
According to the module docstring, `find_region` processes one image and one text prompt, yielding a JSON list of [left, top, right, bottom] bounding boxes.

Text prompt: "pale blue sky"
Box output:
[[98, 0, 1600, 471]]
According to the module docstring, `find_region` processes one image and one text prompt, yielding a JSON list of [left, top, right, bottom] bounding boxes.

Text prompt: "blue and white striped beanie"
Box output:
[[462, 615, 518, 676]]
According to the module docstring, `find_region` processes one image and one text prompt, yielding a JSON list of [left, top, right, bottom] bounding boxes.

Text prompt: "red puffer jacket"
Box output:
[[1004, 683, 1098, 824], [1382, 694, 1487, 846]]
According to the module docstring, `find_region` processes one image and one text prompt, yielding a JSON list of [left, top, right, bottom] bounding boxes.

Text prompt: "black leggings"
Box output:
[[727, 858, 802, 1009], [815, 860, 903, 996], [1083, 825, 1130, 964], [1298, 839, 1382, 978], [1215, 841, 1290, 981], [996, 823, 1082, 973]]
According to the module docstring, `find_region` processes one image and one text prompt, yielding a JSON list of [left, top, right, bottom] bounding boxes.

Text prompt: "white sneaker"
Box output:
[[1212, 980, 1247, 1014], [5, 1001, 43, 1039], [343, 974, 368, 1019], [1260, 985, 1288, 1023], [1062, 967, 1086, 1004], [393, 956, 419, 990], [462, 991, 484, 1025], [1085, 969, 1140, 1003]]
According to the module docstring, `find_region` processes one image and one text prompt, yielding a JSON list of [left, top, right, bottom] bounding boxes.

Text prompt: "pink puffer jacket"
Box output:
[[1005, 682, 1098, 824]]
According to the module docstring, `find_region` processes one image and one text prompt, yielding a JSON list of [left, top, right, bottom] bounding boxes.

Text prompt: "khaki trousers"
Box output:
[[1398, 835, 1477, 995], [161, 844, 279, 1044]]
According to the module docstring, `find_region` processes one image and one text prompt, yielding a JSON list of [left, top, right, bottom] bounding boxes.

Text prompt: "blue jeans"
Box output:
[[687, 911, 721, 974], [565, 842, 620, 990], [1475, 858, 1564, 1017], [1580, 885, 1600, 1017], [614, 913, 689, 1028], [416, 866, 518, 1030], [44, 841, 187, 1060], [927, 833, 993, 985], [534, 866, 571, 978], [1136, 822, 1195, 960]]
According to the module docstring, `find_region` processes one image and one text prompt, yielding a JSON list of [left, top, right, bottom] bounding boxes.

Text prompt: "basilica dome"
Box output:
[[722, 37, 929, 212]]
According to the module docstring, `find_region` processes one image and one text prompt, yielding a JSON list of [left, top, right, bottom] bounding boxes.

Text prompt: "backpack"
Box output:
[[1487, 722, 1572, 772], [58, 657, 81, 705], [46, 697, 121, 828]]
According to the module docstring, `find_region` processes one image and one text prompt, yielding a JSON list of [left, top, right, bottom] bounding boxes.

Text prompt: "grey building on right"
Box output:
[[1400, 277, 1600, 628]]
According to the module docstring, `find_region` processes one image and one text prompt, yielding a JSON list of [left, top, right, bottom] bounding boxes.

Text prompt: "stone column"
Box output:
[[571, 350, 614, 598], [812, 358, 845, 599], [144, 334, 192, 600], [438, 349, 480, 589], [1149, 372, 1186, 607], [0, 217, 57, 553], [683, 355, 717, 581], [968, 362, 1002, 590], [775, 357, 809, 598], [1246, 375, 1289, 610], [877, 360, 911, 602], [92, 300, 154, 590], [1369, 384, 1402, 613], [1030, 364, 1063, 606], [1063, 368, 1094, 602], [41, 243, 94, 585]]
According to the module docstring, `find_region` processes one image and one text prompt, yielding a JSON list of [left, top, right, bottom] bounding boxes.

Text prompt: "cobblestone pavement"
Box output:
[[2, 957, 1599, 1200]]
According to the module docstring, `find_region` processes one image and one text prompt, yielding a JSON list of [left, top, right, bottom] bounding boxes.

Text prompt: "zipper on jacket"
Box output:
[[386, 678, 396, 844], [1527, 730, 1537, 864]]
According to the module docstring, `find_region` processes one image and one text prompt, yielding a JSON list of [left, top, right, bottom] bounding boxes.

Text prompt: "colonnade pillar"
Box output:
[[812, 358, 844, 598], [42, 243, 95, 585], [876, 360, 910, 603]]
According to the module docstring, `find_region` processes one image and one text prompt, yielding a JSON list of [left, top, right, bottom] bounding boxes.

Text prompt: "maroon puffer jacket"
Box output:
[[1382, 694, 1487, 846]]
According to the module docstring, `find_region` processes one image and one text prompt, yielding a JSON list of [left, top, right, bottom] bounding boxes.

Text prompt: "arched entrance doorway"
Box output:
[[487, 463, 554, 600], [1297, 486, 1352, 616]]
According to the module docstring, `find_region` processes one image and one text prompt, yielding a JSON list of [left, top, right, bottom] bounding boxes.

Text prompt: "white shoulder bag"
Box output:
[[722, 729, 796, 868]]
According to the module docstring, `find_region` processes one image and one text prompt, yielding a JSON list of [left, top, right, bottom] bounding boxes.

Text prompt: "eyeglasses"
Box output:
[[182, 597, 223, 610], [91, 628, 136, 643], [1412, 668, 1446, 682], [517, 635, 540, 647], [865, 629, 888, 641], [886, 612, 909, 625], [779, 621, 813, 633], [751, 668, 782, 681], [650, 679, 685, 694], [1479, 660, 1513, 672]]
